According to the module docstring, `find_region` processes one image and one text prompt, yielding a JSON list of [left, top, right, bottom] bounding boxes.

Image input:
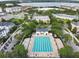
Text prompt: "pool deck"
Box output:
[[55, 38, 64, 50], [27, 33, 59, 57]]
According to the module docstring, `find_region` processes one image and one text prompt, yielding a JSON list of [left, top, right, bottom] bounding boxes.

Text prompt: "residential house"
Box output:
[[5, 6, 22, 13], [53, 14, 77, 20], [32, 16, 50, 23], [0, 22, 15, 38]]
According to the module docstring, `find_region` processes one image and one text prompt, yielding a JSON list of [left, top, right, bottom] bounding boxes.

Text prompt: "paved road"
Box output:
[[64, 27, 79, 43], [64, 27, 79, 52]]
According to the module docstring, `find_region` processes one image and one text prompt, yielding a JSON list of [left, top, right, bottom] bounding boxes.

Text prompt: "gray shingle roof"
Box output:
[[36, 28, 48, 32], [0, 22, 15, 26]]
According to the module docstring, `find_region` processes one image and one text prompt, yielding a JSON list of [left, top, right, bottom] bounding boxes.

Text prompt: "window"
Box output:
[[10, 38, 12, 41], [4, 46, 7, 50], [5, 43, 9, 46], [8, 41, 11, 44]]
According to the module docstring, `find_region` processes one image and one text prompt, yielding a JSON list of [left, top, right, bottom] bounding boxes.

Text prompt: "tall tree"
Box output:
[[64, 34, 72, 43], [72, 27, 77, 34], [0, 3, 6, 12], [0, 51, 6, 58]]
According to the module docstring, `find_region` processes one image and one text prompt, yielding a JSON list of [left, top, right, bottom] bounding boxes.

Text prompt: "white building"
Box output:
[[6, 3, 14, 7], [61, 5, 79, 11], [37, 8, 64, 11], [0, 22, 15, 38], [36, 28, 48, 35], [5, 6, 22, 13], [0, 12, 24, 20], [32, 16, 50, 23], [53, 14, 77, 20], [0, 29, 9, 38], [0, 22, 15, 29]]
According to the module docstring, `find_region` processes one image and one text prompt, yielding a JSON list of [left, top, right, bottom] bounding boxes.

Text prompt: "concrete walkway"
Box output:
[[55, 38, 64, 50], [22, 38, 30, 49]]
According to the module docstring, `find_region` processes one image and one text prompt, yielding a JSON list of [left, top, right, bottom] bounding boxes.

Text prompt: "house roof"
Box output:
[[32, 16, 50, 21], [36, 28, 48, 32], [53, 14, 77, 20], [0, 22, 15, 26], [0, 28, 5, 32]]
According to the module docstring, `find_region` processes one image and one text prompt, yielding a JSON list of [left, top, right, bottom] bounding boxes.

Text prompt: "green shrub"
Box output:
[[73, 52, 79, 58], [59, 45, 73, 58]]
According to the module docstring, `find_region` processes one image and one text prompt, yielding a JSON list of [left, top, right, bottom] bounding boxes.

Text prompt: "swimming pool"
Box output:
[[32, 36, 53, 52]]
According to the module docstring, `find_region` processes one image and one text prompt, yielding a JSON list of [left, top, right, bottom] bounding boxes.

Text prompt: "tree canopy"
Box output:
[[59, 45, 73, 58]]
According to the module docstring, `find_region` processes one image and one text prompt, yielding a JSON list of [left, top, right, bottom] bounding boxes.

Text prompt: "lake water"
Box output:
[[18, 2, 79, 7], [22, 0, 79, 3]]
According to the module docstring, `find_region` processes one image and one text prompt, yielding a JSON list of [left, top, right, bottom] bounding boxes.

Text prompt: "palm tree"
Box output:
[[76, 9, 79, 20], [64, 34, 72, 43], [0, 3, 6, 12]]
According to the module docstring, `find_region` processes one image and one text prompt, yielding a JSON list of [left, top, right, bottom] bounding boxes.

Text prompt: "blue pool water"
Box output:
[[32, 36, 53, 52]]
